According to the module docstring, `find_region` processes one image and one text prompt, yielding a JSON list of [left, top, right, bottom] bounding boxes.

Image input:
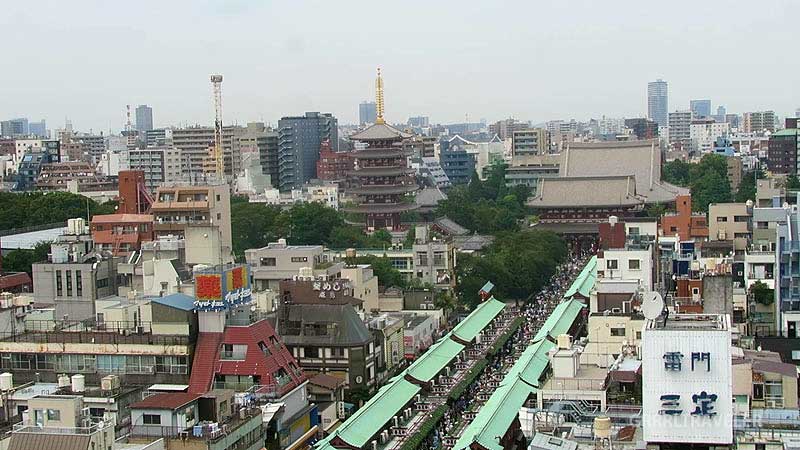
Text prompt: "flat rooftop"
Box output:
[[646, 313, 729, 331]]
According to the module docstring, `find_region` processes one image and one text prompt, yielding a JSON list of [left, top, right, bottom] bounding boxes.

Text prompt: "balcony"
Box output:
[[13, 420, 113, 436]]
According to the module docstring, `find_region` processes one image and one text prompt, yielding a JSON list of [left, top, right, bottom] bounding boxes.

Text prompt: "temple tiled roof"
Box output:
[[350, 123, 412, 141]]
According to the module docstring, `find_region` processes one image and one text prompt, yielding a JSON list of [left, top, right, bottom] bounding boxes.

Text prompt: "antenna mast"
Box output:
[[375, 68, 385, 124], [210, 74, 224, 180]]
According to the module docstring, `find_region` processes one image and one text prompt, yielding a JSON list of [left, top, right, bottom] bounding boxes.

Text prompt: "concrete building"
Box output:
[[278, 112, 338, 191], [660, 194, 709, 241], [31, 223, 118, 320], [668, 110, 692, 146], [1, 118, 29, 137], [340, 265, 379, 312], [624, 118, 659, 140], [90, 213, 154, 256], [642, 314, 733, 446], [127, 146, 184, 190], [489, 118, 531, 141], [245, 239, 341, 291], [135, 104, 154, 133], [28, 119, 47, 138], [150, 183, 233, 261], [505, 154, 560, 193], [171, 125, 245, 176], [359, 101, 377, 125], [647, 79, 668, 127], [708, 202, 752, 251], [145, 127, 170, 147], [446, 134, 505, 180], [438, 147, 475, 185], [7, 395, 116, 450], [511, 128, 548, 156], [767, 128, 799, 175], [743, 111, 777, 134], [597, 247, 654, 291], [690, 120, 730, 153], [690, 99, 712, 119], [34, 161, 116, 192], [582, 312, 645, 368]]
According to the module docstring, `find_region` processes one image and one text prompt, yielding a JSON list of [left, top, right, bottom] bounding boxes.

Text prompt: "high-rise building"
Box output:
[[127, 147, 184, 190], [713, 105, 727, 123], [407, 116, 430, 128], [359, 101, 377, 125], [28, 119, 47, 138], [316, 139, 352, 181], [690, 99, 712, 119], [511, 128, 548, 156], [489, 118, 530, 140], [277, 112, 338, 191], [743, 111, 777, 134], [668, 110, 692, 146], [767, 128, 799, 174], [172, 125, 245, 176], [1, 118, 29, 137], [236, 122, 279, 188], [647, 79, 669, 127], [439, 147, 476, 185], [135, 104, 154, 132]]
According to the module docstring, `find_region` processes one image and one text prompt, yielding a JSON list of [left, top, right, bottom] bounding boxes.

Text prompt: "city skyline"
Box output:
[[1, 0, 798, 132]]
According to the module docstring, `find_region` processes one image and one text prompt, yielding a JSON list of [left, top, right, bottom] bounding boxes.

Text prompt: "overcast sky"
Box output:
[[2, 0, 798, 132]]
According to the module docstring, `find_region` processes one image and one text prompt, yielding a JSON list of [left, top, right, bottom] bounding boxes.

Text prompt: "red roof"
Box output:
[[0, 272, 32, 290], [130, 392, 200, 410], [215, 320, 306, 395], [91, 214, 153, 223]]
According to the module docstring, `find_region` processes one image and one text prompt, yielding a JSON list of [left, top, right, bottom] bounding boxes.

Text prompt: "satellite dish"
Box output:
[[642, 291, 665, 320]]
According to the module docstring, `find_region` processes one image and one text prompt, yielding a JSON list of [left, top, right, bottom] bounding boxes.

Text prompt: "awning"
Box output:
[[261, 402, 286, 423]]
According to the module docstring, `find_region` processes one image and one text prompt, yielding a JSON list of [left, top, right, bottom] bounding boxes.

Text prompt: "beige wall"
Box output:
[[583, 315, 644, 367], [708, 203, 751, 250]]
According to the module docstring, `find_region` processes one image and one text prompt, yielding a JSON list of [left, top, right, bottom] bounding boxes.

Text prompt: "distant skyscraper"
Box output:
[[690, 99, 712, 119], [647, 79, 668, 127], [359, 101, 377, 125], [277, 112, 338, 191], [407, 116, 430, 128], [28, 120, 47, 138], [668, 110, 692, 145], [795, 107, 800, 118], [717, 105, 726, 117], [1, 118, 29, 137], [135, 105, 153, 132]]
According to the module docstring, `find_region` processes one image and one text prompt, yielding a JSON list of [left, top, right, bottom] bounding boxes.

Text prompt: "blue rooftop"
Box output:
[[150, 293, 196, 311]]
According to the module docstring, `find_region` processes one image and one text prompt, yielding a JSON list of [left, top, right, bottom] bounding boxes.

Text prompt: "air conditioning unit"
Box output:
[[380, 431, 389, 444], [371, 441, 378, 450], [101, 375, 120, 391]]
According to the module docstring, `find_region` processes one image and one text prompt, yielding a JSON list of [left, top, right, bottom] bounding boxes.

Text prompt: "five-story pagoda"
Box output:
[[345, 69, 418, 231]]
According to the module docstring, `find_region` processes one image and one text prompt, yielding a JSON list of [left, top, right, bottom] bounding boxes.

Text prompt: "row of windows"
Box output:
[[606, 259, 641, 270], [0, 353, 188, 374]]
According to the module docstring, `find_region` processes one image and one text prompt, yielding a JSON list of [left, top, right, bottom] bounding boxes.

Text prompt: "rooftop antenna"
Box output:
[[210, 74, 225, 180], [375, 68, 385, 125]]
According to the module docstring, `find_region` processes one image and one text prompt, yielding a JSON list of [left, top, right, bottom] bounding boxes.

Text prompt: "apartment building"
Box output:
[[511, 128, 548, 156], [150, 183, 232, 258], [245, 239, 342, 291], [127, 146, 184, 190], [708, 202, 752, 252]]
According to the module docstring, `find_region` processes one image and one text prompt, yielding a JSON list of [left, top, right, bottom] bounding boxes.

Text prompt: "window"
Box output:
[[433, 251, 445, 266], [636, 331, 642, 340], [669, 226, 677, 232], [260, 257, 276, 267], [46, 409, 60, 421], [65, 271, 72, 297], [692, 287, 700, 295], [628, 259, 641, 270], [610, 327, 626, 337], [98, 355, 126, 373], [304, 347, 320, 358], [142, 414, 161, 425], [417, 252, 428, 266], [716, 217, 728, 222], [56, 270, 63, 297], [97, 278, 109, 288], [291, 257, 308, 263], [753, 384, 764, 400], [606, 260, 618, 270], [75, 271, 82, 297], [734, 215, 750, 223], [628, 227, 640, 235]]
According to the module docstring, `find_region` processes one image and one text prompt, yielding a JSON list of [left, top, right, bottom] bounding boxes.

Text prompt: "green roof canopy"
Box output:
[[451, 297, 506, 342], [533, 297, 586, 342], [453, 379, 535, 450], [771, 128, 799, 137], [405, 333, 465, 383], [563, 255, 597, 299], [330, 377, 421, 448], [504, 338, 554, 386]]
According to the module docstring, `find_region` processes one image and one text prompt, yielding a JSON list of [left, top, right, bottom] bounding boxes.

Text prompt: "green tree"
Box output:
[[1, 241, 51, 275], [786, 173, 800, 190], [287, 202, 344, 245], [0, 191, 114, 231], [750, 280, 774, 306], [349, 255, 406, 288], [691, 171, 731, 212], [230, 202, 285, 259], [735, 170, 764, 203], [663, 159, 692, 186]]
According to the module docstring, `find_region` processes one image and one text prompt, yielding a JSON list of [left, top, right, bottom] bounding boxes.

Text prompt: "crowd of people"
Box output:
[[422, 250, 594, 450]]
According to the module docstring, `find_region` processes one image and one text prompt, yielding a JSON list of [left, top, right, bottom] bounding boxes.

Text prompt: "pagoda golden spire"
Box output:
[[375, 67, 385, 124]]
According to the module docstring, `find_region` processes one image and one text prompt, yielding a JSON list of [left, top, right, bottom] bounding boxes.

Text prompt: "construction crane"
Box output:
[[210, 74, 224, 180]]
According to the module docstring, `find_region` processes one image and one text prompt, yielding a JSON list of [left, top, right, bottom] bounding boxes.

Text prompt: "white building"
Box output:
[[597, 248, 653, 291], [690, 121, 730, 153], [642, 314, 733, 446]]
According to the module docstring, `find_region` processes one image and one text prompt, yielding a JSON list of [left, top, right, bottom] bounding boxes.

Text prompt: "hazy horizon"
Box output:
[[2, 0, 798, 133]]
